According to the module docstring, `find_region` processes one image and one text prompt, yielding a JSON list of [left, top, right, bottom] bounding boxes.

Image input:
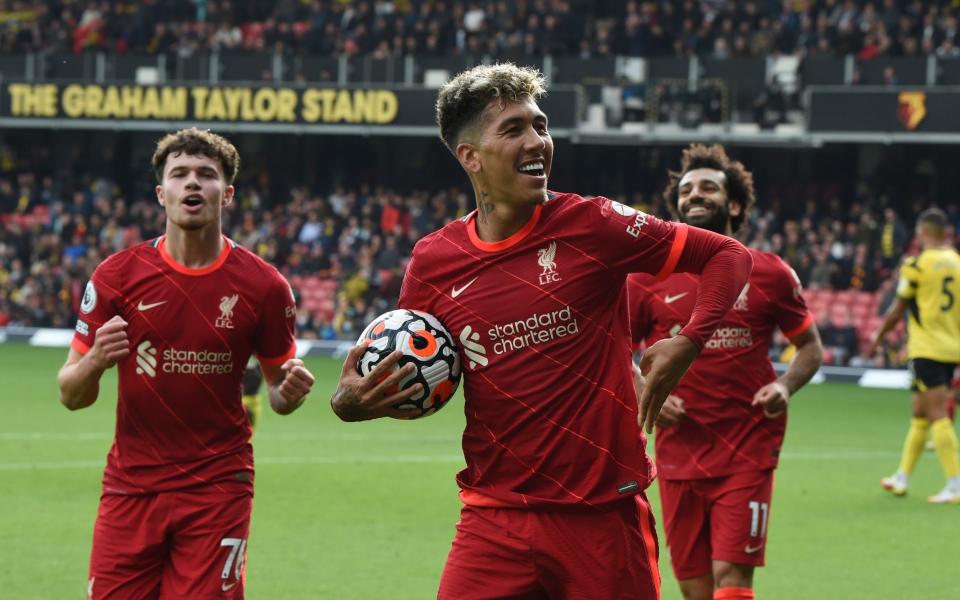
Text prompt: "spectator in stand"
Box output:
[[3, 0, 960, 61], [818, 309, 861, 366]]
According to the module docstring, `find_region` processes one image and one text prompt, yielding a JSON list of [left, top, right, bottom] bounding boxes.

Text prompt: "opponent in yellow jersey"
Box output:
[[899, 249, 960, 365], [870, 207, 960, 504]]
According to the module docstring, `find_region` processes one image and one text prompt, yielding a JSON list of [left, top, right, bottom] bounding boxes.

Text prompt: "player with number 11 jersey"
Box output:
[[629, 144, 822, 600]]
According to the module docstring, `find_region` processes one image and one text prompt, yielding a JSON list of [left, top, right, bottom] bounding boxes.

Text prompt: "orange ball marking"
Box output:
[[432, 379, 455, 404], [408, 330, 437, 358]]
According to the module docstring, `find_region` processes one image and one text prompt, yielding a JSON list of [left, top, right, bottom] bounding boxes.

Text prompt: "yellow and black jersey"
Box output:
[[897, 247, 960, 363]]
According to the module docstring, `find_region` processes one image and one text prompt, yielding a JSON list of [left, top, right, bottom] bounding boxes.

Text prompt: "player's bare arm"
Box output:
[[867, 297, 907, 357], [330, 342, 424, 421], [753, 325, 823, 418], [57, 315, 130, 410], [262, 358, 315, 415]]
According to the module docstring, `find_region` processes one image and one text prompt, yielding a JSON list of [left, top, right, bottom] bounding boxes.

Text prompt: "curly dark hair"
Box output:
[[435, 63, 547, 151], [151, 127, 240, 184], [662, 144, 756, 235]]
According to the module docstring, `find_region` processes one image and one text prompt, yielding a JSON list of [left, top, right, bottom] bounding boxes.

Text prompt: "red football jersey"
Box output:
[[71, 236, 297, 494], [399, 192, 687, 509], [628, 248, 813, 480]]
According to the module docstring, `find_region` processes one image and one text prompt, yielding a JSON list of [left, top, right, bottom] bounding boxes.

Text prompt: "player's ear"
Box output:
[[222, 185, 235, 207], [155, 185, 165, 207], [456, 142, 481, 174], [728, 199, 742, 218]]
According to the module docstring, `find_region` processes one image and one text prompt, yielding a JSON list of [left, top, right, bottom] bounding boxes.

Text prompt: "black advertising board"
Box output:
[[808, 87, 960, 133]]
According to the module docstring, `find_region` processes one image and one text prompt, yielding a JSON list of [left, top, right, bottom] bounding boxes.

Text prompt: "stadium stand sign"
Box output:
[[807, 86, 960, 140], [0, 81, 579, 134]]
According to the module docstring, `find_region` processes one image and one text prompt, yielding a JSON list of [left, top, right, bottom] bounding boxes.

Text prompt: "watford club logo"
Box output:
[[897, 92, 927, 131]]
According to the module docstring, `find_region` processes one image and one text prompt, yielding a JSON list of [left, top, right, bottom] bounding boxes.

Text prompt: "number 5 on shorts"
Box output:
[[220, 537, 247, 581]]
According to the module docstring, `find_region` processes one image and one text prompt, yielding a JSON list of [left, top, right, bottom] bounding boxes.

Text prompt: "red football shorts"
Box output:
[[658, 469, 774, 580], [437, 494, 661, 600], [88, 485, 252, 599]]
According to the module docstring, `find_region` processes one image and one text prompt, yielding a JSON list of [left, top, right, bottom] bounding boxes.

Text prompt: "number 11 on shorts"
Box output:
[[748, 501, 768, 538]]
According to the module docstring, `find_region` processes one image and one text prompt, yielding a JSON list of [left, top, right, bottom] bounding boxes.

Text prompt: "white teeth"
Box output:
[[519, 162, 544, 173]]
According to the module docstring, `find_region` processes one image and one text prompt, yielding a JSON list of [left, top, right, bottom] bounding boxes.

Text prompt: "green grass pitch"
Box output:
[[0, 343, 954, 598]]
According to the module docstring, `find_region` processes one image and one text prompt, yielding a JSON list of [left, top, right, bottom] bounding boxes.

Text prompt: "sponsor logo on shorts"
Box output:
[[744, 542, 764, 554]]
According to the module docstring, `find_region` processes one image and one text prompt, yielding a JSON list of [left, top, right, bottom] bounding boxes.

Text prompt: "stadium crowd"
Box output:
[[1, 159, 958, 367], [1, 0, 960, 59]]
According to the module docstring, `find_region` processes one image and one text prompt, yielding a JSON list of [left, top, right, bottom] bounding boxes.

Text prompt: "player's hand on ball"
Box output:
[[90, 316, 130, 370], [752, 380, 789, 418], [652, 394, 685, 429], [278, 358, 314, 407], [637, 335, 698, 434], [330, 341, 424, 421]]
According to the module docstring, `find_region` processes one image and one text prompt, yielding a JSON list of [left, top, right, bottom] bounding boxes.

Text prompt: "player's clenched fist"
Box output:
[[277, 358, 314, 406], [90, 316, 131, 370], [752, 381, 789, 418]]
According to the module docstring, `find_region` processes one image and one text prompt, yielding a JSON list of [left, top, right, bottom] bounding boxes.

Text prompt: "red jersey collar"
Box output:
[[156, 235, 232, 276], [466, 203, 543, 253]]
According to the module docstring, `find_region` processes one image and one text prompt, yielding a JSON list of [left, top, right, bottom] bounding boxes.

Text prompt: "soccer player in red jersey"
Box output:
[[57, 128, 315, 599], [329, 64, 753, 599], [628, 144, 823, 600]]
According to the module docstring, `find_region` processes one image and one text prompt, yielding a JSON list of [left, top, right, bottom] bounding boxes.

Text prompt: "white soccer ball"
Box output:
[[356, 309, 461, 419]]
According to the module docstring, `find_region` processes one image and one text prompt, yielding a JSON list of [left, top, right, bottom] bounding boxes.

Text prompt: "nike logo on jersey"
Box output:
[[664, 292, 688, 304], [744, 543, 764, 554], [451, 277, 478, 298], [137, 300, 167, 311]]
